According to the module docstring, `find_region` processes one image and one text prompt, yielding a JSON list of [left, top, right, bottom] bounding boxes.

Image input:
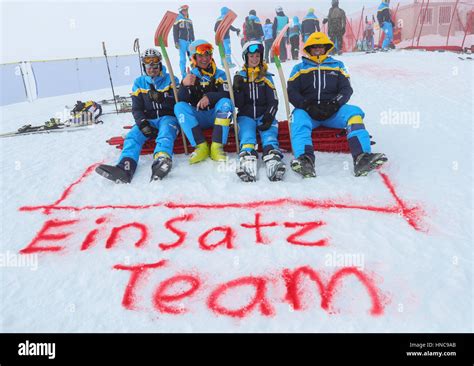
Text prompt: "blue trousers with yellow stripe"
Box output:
[[291, 104, 371, 160], [238, 115, 280, 155], [174, 98, 234, 146], [118, 115, 179, 166]]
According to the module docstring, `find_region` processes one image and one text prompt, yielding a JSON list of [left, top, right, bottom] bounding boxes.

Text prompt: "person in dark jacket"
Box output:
[[272, 6, 289, 62], [323, 0, 346, 54], [301, 8, 320, 42], [214, 7, 240, 68], [173, 5, 195, 78], [289, 16, 301, 60], [243, 10, 264, 43], [174, 40, 234, 164], [377, 0, 394, 50], [287, 32, 387, 178], [96, 48, 180, 183], [233, 41, 285, 182]]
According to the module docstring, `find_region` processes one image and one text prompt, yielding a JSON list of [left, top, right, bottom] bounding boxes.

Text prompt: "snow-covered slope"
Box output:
[[0, 50, 472, 332]]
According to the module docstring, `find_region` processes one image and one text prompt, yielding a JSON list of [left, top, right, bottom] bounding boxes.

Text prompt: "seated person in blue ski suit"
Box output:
[[288, 32, 387, 178], [95, 48, 180, 183], [174, 39, 234, 164], [233, 40, 285, 182]]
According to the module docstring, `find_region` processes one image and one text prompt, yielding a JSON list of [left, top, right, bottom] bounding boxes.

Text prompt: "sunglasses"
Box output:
[[248, 44, 264, 54], [195, 43, 213, 56], [143, 56, 162, 64], [309, 45, 326, 49]]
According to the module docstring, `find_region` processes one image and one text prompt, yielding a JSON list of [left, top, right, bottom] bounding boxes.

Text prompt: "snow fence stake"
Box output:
[[215, 9, 240, 153], [155, 11, 189, 155], [102, 41, 119, 115], [271, 22, 292, 152]]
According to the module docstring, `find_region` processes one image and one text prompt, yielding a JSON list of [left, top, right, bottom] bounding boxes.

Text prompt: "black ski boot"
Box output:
[[150, 154, 172, 181], [95, 157, 135, 183], [291, 154, 316, 178], [95, 165, 132, 183], [236, 150, 258, 182], [353, 152, 388, 177], [263, 149, 286, 181]]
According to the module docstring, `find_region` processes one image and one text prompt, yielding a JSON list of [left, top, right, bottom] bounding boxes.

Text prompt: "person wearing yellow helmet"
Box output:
[[174, 40, 234, 164], [287, 32, 387, 178]]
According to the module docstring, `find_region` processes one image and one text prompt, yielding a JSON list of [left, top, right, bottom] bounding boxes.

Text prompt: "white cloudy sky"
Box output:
[[0, 0, 412, 63]]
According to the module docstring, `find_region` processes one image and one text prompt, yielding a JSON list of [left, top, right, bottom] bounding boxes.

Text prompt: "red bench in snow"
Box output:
[[106, 121, 351, 155]]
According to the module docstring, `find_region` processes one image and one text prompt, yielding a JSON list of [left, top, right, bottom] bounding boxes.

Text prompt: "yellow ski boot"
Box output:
[[210, 142, 227, 162], [189, 142, 209, 164]]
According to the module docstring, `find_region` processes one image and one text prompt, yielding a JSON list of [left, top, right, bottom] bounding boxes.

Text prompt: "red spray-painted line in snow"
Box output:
[[18, 162, 426, 232], [43, 162, 101, 215]]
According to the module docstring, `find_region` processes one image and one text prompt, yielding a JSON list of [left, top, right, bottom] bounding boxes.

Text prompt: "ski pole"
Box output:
[[102, 41, 119, 115], [133, 38, 143, 76]]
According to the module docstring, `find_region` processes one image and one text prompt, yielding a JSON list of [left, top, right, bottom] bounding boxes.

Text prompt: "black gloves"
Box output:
[[148, 84, 164, 104], [138, 119, 157, 138], [233, 74, 245, 93], [258, 111, 276, 131], [304, 99, 340, 121]]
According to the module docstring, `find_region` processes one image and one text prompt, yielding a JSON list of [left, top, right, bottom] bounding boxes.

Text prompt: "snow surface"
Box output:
[[1, 49, 473, 332]]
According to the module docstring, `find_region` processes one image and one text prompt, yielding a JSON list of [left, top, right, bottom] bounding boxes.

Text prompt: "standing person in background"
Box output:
[[263, 19, 274, 63], [272, 6, 289, 62], [301, 8, 320, 42], [377, 0, 394, 51], [364, 15, 376, 52], [215, 7, 240, 68], [323, 0, 346, 54], [289, 16, 301, 60], [173, 4, 195, 78], [243, 10, 264, 43]]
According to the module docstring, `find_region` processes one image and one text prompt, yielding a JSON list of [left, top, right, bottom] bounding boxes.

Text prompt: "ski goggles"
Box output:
[[247, 44, 264, 54], [195, 43, 213, 56], [143, 56, 162, 64]]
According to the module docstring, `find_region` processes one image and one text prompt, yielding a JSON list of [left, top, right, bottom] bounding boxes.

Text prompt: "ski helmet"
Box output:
[[275, 6, 283, 13], [331, 0, 339, 7], [242, 40, 264, 64], [249, 9, 256, 16], [188, 40, 213, 65], [141, 48, 162, 71], [179, 4, 189, 12]]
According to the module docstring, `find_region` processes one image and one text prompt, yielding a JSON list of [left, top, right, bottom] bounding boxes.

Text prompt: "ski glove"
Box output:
[[138, 119, 157, 138], [148, 84, 164, 104], [258, 106, 277, 131], [233, 74, 245, 93]]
